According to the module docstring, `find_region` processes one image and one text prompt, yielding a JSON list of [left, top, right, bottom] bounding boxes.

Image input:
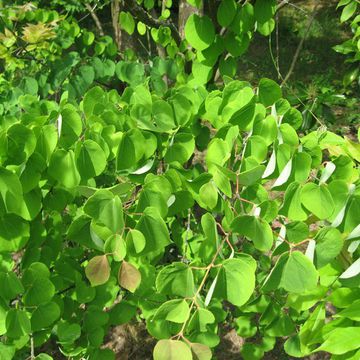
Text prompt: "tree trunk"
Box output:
[[111, 0, 122, 51], [178, 0, 203, 40]]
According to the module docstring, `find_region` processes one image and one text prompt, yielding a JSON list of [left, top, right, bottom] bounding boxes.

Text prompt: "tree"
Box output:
[[0, 1, 359, 359]]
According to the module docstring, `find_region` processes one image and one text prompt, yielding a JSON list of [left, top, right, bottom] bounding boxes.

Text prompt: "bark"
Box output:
[[124, 0, 181, 44], [178, 0, 203, 40], [111, 0, 122, 50]]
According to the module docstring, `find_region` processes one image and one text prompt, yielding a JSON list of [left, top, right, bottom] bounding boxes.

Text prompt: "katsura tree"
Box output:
[[0, 1, 359, 360]]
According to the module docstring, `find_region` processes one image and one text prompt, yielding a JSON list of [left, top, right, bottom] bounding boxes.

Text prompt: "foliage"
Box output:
[[0, 1, 359, 360], [334, 0, 360, 88]]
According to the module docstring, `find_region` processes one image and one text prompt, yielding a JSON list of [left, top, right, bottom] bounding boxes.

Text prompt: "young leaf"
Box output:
[[118, 261, 141, 293], [119, 11, 135, 35], [104, 234, 126, 261], [85, 255, 110, 287]]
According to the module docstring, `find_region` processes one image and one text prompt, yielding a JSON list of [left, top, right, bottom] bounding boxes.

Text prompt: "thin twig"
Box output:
[[124, 0, 181, 43], [174, 234, 230, 340], [85, 3, 104, 36], [30, 334, 35, 359], [281, 3, 319, 86]]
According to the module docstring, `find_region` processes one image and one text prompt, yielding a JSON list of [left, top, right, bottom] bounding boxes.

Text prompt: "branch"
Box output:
[[124, 0, 181, 44], [85, 3, 104, 36], [281, 4, 318, 86]]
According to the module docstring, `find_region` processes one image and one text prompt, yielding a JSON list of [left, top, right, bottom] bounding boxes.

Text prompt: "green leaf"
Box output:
[[285, 221, 309, 244], [48, 149, 81, 188], [214, 256, 256, 306], [151, 100, 176, 132], [335, 299, 360, 321], [0, 214, 30, 252], [126, 229, 146, 255], [116, 129, 145, 171], [217, 0, 237, 27], [85, 255, 111, 287], [5, 123, 36, 164], [205, 138, 230, 171], [84, 190, 124, 234], [23, 277, 55, 306], [154, 299, 189, 323], [298, 303, 325, 354], [156, 262, 194, 297], [75, 139, 107, 180], [301, 183, 335, 220], [118, 261, 141, 293], [199, 181, 218, 210], [153, 339, 192, 360], [135, 207, 171, 255], [316, 327, 360, 355], [5, 309, 31, 338], [57, 321, 81, 343], [340, 1, 357, 22], [279, 182, 308, 221], [0, 167, 23, 217], [231, 215, 273, 252], [109, 301, 137, 325], [165, 133, 195, 164], [0, 272, 24, 300], [105, 234, 126, 261], [262, 253, 289, 292], [258, 78, 282, 107], [280, 251, 318, 293], [35, 355, 53, 360], [188, 308, 215, 332], [35, 124, 58, 163], [314, 227, 343, 268], [137, 21, 147, 35], [119, 11, 135, 35], [59, 106, 82, 148], [254, 0, 276, 23], [185, 14, 215, 51], [83, 86, 106, 118], [31, 302, 60, 331]]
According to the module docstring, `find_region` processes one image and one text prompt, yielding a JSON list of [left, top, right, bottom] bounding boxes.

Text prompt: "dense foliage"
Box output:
[[0, 1, 359, 359]]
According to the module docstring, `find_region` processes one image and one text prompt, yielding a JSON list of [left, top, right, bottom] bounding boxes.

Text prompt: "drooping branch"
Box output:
[[124, 0, 181, 44]]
